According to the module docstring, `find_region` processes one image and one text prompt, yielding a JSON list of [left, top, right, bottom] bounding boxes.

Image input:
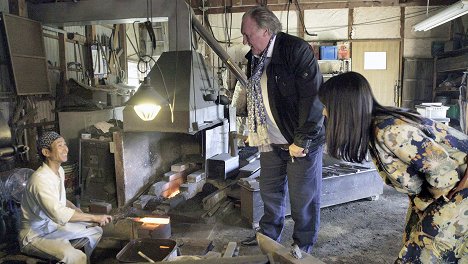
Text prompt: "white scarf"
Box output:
[[246, 35, 275, 152]]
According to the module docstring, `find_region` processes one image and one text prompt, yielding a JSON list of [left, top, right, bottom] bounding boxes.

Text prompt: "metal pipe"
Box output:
[[0, 147, 15, 157], [191, 16, 248, 88]]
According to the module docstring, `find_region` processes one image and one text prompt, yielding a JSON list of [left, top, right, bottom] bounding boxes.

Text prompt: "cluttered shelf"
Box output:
[[434, 88, 460, 93], [432, 49, 468, 102], [434, 49, 468, 73]]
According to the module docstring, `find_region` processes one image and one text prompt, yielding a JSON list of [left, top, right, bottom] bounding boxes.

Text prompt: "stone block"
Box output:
[[180, 183, 197, 199], [163, 171, 182, 182], [171, 163, 189, 172], [187, 170, 205, 183]]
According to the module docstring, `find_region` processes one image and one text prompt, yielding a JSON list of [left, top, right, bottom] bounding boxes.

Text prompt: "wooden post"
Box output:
[[85, 25, 98, 86], [398, 7, 405, 107], [118, 24, 128, 83], [348, 7, 354, 70], [58, 26, 68, 95], [348, 8, 354, 40], [8, 0, 26, 17]]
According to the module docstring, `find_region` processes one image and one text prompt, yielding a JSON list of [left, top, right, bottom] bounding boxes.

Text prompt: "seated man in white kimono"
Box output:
[[18, 131, 112, 264]]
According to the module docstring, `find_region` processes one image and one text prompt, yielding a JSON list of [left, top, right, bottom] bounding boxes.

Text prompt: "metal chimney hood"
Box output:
[[124, 50, 225, 134], [29, 0, 248, 134]]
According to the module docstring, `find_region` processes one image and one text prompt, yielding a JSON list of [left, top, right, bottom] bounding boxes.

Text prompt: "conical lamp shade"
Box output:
[[126, 77, 167, 121]]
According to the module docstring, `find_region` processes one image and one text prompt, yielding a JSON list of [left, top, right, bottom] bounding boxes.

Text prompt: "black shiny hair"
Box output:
[[318, 71, 421, 163]]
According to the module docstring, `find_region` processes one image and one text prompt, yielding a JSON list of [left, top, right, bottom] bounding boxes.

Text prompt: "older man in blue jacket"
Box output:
[[240, 6, 325, 253]]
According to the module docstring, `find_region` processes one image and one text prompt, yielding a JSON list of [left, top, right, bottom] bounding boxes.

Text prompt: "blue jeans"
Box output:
[[259, 145, 323, 252]]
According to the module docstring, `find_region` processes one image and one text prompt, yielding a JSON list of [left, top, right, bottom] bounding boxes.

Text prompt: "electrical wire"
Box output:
[[294, 0, 317, 36], [205, 6, 443, 37], [204, 13, 233, 45], [128, 12, 175, 122], [132, 22, 140, 55], [224, 0, 233, 47]]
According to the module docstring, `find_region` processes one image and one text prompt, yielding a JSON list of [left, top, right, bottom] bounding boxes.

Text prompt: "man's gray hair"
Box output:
[[243, 6, 282, 34]]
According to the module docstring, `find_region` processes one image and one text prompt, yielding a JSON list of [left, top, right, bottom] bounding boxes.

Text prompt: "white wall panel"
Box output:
[[353, 7, 400, 39], [304, 9, 348, 41], [275, 10, 299, 36], [404, 6, 450, 39], [403, 6, 450, 58], [64, 26, 86, 36], [0, 0, 8, 13], [207, 14, 236, 45], [44, 36, 59, 67], [96, 25, 113, 38]]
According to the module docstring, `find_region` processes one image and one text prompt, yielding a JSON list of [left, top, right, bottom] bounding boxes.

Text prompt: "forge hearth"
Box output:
[[131, 163, 207, 215], [136, 223, 171, 239]]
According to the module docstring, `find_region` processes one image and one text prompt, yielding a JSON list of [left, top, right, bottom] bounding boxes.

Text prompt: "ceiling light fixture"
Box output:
[[413, 0, 468, 31], [126, 77, 167, 121]]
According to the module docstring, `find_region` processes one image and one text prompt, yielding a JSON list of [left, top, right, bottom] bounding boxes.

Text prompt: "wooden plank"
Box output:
[[147, 255, 269, 264], [85, 25, 98, 86], [257, 233, 326, 264], [222, 242, 237, 258], [113, 131, 126, 207], [202, 187, 228, 210], [118, 24, 128, 82], [437, 53, 468, 72], [191, 0, 457, 14], [348, 8, 353, 40], [58, 26, 67, 94]]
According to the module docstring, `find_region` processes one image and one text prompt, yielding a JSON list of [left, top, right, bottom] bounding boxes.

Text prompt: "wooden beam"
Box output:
[[85, 25, 97, 86], [58, 26, 68, 95], [398, 6, 405, 107], [190, 0, 458, 14], [8, 0, 27, 17], [118, 24, 128, 83], [348, 8, 354, 39], [113, 131, 126, 208], [398, 0, 458, 7]]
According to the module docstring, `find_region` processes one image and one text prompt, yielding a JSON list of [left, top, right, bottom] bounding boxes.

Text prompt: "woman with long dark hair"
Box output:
[[319, 72, 467, 263]]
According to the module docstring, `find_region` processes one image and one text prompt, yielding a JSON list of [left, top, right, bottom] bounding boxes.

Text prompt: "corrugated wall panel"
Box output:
[[44, 36, 59, 67], [64, 26, 85, 36], [34, 100, 56, 123], [96, 25, 113, 40]]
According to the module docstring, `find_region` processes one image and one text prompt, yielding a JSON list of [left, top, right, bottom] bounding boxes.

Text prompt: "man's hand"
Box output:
[[289, 143, 306, 158], [94, 215, 113, 227]]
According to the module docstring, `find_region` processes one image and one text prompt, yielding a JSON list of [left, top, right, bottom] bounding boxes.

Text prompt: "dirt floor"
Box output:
[[0, 184, 408, 264], [170, 184, 408, 264]]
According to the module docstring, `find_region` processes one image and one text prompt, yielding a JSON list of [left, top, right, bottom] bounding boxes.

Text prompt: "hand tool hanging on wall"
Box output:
[[145, 0, 156, 50], [109, 25, 122, 76], [144, 21, 156, 50]]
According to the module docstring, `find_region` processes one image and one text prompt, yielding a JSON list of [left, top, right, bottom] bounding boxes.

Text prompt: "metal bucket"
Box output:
[[116, 238, 177, 263]]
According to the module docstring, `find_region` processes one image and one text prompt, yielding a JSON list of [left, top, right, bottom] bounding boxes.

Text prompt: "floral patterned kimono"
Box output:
[[371, 115, 467, 263]]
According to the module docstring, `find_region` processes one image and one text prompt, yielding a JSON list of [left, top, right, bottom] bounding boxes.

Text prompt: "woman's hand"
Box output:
[[447, 166, 468, 199]]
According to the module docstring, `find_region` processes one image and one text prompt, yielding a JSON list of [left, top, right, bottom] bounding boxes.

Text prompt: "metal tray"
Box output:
[[116, 238, 177, 263]]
